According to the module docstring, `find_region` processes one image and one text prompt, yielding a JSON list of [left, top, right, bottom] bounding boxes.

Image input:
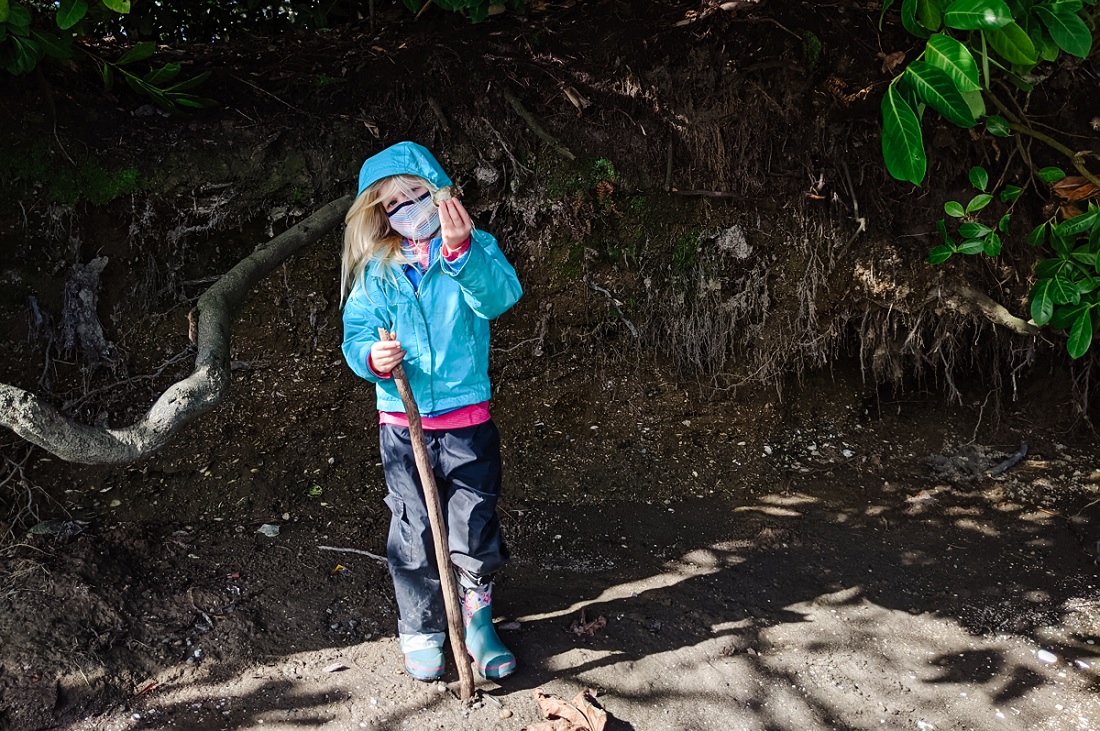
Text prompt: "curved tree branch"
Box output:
[[0, 194, 353, 464]]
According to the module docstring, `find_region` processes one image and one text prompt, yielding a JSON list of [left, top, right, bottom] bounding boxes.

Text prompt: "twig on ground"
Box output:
[[318, 545, 387, 565]]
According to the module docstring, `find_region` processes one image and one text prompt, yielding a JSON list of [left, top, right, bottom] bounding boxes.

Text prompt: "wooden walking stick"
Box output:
[[378, 328, 475, 702]]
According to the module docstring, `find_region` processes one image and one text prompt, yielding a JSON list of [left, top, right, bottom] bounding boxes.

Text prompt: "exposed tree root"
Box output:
[[937, 284, 1039, 337], [0, 195, 352, 464]]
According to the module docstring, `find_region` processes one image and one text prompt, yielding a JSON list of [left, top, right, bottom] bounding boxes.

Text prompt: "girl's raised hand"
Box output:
[[370, 338, 406, 375], [439, 197, 473, 252]]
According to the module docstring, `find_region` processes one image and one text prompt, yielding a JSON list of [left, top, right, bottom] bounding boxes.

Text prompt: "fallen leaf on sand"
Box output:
[[570, 609, 607, 637], [523, 688, 609, 731]]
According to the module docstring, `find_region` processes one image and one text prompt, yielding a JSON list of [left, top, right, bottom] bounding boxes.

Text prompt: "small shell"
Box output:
[[432, 186, 457, 205]]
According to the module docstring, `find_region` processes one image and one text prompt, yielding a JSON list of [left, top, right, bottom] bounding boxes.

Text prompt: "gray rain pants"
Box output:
[[379, 420, 509, 638]]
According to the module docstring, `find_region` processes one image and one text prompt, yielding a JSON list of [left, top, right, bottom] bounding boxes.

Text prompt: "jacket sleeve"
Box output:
[[341, 281, 392, 384], [441, 229, 523, 320]]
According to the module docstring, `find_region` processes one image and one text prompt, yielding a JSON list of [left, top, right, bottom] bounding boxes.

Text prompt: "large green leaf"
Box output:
[[1034, 2, 1092, 58], [902, 0, 933, 36], [4, 33, 41, 75], [1050, 301, 1087, 329], [6, 3, 30, 26], [1056, 208, 1098, 237], [960, 221, 991, 237], [925, 33, 982, 91], [929, 244, 955, 263], [966, 192, 993, 212], [904, 61, 976, 128], [881, 83, 927, 185], [30, 29, 73, 59], [961, 89, 987, 119], [144, 62, 181, 85], [0, 0, 9, 23], [117, 41, 155, 66], [918, 0, 944, 30], [101, 0, 131, 12], [1051, 273, 1081, 305], [164, 70, 211, 93], [944, 0, 1013, 29], [984, 21, 1039, 65], [1000, 184, 1022, 202], [1035, 257, 1067, 278], [1067, 307, 1094, 358], [56, 0, 88, 29], [168, 94, 217, 109], [1030, 279, 1055, 324]]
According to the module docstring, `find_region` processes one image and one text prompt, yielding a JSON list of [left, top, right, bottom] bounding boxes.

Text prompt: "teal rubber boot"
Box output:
[[400, 633, 445, 682], [462, 585, 516, 680]]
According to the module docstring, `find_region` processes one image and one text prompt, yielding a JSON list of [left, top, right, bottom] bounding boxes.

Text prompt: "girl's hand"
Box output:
[[370, 339, 406, 374], [439, 197, 473, 252]]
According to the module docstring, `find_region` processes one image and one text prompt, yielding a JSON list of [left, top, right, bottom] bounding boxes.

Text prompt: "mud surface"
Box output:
[[2, 1, 1100, 730]]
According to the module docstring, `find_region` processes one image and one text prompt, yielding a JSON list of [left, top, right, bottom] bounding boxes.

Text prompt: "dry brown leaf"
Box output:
[[1060, 204, 1084, 220], [533, 689, 591, 728], [571, 689, 608, 731], [879, 51, 905, 74], [1051, 175, 1100, 203], [525, 688, 610, 731], [524, 721, 574, 731]]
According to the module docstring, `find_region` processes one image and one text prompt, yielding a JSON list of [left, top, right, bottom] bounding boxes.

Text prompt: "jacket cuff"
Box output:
[[442, 236, 471, 260]]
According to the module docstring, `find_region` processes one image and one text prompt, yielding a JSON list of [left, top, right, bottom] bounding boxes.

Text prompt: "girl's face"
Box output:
[[381, 182, 430, 215]]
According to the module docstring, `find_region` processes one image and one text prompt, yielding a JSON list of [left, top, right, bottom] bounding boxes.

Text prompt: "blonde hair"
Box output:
[[340, 174, 437, 305]]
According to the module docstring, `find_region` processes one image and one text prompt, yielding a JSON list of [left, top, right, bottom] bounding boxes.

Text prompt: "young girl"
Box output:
[[340, 141, 523, 682]]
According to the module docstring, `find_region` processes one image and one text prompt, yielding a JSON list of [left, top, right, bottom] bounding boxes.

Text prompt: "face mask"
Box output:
[[387, 191, 439, 241]]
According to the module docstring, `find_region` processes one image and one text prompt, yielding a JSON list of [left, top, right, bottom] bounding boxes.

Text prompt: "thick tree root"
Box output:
[[0, 195, 353, 464], [938, 284, 1039, 337]]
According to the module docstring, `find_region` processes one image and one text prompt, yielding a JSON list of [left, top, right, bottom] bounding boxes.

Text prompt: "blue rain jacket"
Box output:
[[342, 142, 523, 415]]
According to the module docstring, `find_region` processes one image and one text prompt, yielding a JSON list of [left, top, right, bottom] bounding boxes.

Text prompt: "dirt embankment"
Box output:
[[2, 2, 1100, 730]]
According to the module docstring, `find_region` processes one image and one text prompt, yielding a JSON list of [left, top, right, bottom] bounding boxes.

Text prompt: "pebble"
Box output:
[[499, 709, 513, 719], [1037, 649, 1058, 664]]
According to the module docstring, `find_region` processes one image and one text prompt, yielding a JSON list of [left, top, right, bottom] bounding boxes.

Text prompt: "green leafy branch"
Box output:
[[0, 1, 214, 111], [880, 0, 1098, 187], [0, 0, 129, 75], [929, 164, 1019, 263], [1027, 193, 1100, 358], [85, 41, 215, 111], [931, 163, 1100, 358], [881, 0, 1100, 358]]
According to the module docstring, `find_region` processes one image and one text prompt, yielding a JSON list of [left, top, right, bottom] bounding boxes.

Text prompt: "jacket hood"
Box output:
[[357, 141, 453, 196]]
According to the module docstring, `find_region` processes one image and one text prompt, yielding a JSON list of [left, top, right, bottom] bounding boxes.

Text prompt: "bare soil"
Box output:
[[2, 2, 1100, 730]]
